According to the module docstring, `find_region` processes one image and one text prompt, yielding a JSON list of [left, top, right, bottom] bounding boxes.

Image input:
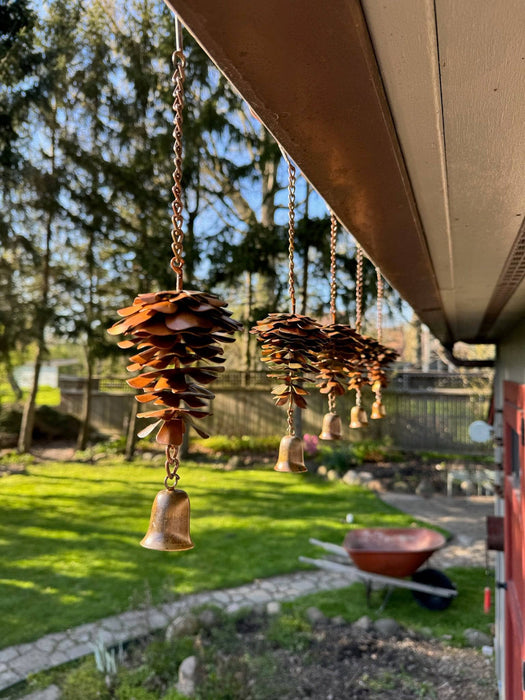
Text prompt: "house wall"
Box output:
[[495, 318, 525, 699], [497, 319, 525, 384]]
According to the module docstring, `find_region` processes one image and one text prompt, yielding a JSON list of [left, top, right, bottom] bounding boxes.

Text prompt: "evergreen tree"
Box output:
[[17, 0, 82, 452]]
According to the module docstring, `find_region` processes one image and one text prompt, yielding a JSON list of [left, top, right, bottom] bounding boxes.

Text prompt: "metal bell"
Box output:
[[371, 400, 386, 419], [319, 412, 343, 440], [349, 405, 368, 429], [141, 488, 194, 551], [274, 435, 307, 473]]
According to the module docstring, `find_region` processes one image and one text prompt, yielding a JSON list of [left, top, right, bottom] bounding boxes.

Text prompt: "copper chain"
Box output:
[[279, 149, 297, 315], [376, 265, 383, 344], [170, 49, 186, 290], [164, 444, 180, 489], [328, 391, 336, 413], [355, 244, 363, 334], [329, 212, 337, 324], [287, 401, 295, 436]]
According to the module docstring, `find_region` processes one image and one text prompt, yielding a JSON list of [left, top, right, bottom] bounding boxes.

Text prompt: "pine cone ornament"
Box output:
[[315, 324, 365, 396], [360, 337, 399, 393], [251, 313, 326, 409], [108, 289, 242, 445]]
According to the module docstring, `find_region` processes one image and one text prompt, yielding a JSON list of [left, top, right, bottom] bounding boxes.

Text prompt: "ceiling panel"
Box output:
[[162, 0, 525, 345]]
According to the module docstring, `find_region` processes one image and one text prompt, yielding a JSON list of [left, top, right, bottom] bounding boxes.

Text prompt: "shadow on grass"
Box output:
[[0, 460, 425, 648]]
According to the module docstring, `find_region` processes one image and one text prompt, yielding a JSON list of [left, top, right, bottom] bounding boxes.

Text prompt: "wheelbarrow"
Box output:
[[299, 527, 457, 611]]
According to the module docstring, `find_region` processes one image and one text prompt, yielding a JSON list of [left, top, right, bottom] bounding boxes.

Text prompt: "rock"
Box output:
[[419, 626, 434, 640], [20, 685, 61, 700], [326, 469, 339, 481], [342, 470, 359, 486], [266, 601, 282, 616], [416, 477, 434, 498], [393, 480, 410, 493], [305, 606, 327, 626], [330, 615, 346, 626], [176, 655, 198, 697], [356, 471, 373, 484], [317, 465, 328, 477], [367, 479, 384, 492], [464, 628, 492, 647], [165, 613, 199, 641], [225, 455, 242, 471], [374, 618, 401, 638], [198, 608, 219, 629], [353, 615, 372, 632], [457, 534, 474, 547]]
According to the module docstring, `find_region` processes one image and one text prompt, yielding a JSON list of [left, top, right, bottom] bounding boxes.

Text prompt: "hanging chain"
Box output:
[[329, 212, 337, 324], [164, 444, 181, 489], [355, 387, 362, 408], [355, 244, 363, 334], [376, 265, 383, 344], [170, 30, 186, 290], [287, 401, 295, 436], [328, 391, 336, 414], [287, 157, 297, 315], [279, 148, 297, 315]]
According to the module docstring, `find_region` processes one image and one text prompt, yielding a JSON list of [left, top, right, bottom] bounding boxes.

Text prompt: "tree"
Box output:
[[0, 0, 40, 399], [17, 0, 82, 452]]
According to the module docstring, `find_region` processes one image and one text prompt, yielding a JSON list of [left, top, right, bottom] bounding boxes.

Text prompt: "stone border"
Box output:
[[0, 570, 351, 692]]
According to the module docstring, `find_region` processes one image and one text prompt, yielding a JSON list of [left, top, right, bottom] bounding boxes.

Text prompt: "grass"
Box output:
[[0, 457, 425, 649], [20, 574, 495, 700], [0, 383, 61, 407], [285, 566, 494, 646]]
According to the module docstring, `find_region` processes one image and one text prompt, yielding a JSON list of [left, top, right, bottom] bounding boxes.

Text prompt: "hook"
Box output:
[[174, 15, 184, 52]]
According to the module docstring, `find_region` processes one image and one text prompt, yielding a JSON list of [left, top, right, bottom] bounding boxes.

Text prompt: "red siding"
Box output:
[[504, 381, 525, 698]]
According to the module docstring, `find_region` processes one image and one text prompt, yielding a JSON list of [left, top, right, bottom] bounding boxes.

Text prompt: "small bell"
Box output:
[[350, 405, 368, 429], [370, 400, 386, 419], [141, 488, 194, 551], [319, 412, 343, 440], [274, 435, 307, 473]]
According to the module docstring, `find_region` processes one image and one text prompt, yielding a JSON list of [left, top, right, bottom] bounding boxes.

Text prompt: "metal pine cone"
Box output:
[[365, 339, 399, 392], [315, 323, 366, 396], [250, 313, 326, 409], [108, 289, 243, 445]]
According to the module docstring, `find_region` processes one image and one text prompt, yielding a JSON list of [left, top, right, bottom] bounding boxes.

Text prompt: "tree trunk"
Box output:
[[76, 363, 93, 451], [243, 271, 253, 378], [18, 105, 56, 453], [4, 355, 22, 402], [17, 347, 43, 453], [125, 398, 138, 461]]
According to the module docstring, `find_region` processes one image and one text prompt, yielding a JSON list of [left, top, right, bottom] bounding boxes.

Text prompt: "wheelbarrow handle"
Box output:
[[309, 538, 349, 558]]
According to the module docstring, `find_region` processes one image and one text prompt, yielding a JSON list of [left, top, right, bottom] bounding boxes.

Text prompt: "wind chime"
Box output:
[[370, 266, 387, 418], [348, 244, 369, 428], [251, 152, 326, 472], [108, 20, 242, 551], [348, 250, 398, 427], [317, 213, 365, 440]]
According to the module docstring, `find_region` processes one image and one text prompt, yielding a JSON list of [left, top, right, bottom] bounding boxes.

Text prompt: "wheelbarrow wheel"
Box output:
[[411, 568, 456, 611]]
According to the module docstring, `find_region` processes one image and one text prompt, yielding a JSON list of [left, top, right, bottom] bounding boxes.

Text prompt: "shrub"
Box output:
[[60, 659, 110, 700], [192, 434, 281, 455]]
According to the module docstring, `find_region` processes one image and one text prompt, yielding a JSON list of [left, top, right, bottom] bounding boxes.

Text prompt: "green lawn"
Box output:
[[0, 383, 61, 407], [287, 566, 494, 646], [0, 458, 423, 648]]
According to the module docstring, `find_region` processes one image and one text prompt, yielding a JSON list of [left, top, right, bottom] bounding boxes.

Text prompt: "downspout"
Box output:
[[442, 343, 495, 369]]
